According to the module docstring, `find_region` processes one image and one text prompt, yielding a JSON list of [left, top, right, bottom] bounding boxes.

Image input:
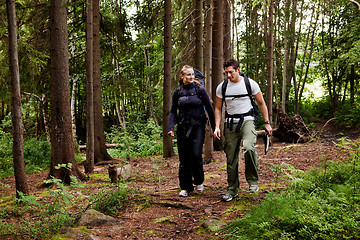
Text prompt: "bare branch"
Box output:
[[349, 0, 360, 10]]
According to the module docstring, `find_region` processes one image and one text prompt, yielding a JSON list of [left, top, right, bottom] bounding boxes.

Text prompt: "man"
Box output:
[[214, 59, 272, 202]]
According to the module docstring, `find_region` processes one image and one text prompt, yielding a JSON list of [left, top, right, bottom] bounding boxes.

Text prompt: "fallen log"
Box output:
[[79, 143, 118, 150]]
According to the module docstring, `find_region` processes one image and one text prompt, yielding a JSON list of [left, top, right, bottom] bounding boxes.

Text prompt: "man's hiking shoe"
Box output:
[[249, 185, 259, 192], [179, 190, 189, 197], [222, 193, 238, 202], [196, 184, 204, 192]]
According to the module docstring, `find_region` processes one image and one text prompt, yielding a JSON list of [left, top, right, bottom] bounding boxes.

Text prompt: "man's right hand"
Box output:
[[213, 128, 221, 140]]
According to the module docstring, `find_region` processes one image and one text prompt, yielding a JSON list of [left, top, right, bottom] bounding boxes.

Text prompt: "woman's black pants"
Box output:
[[176, 124, 205, 192]]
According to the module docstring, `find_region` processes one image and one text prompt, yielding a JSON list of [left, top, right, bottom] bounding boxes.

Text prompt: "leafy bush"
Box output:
[[23, 137, 51, 173], [93, 183, 136, 215], [220, 138, 360, 240], [0, 134, 51, 178], [334, 100, 360, 128], [106, 119, 163, 158], [0, 130, 13, 178]]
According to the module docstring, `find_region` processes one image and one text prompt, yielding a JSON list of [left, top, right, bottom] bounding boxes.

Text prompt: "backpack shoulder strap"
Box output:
[[241, 73, 259, 119], [240, 73, 252, 97], [174, 84, 182, 98], [221, 77, 229, 103], [194, 83, 203, 100]]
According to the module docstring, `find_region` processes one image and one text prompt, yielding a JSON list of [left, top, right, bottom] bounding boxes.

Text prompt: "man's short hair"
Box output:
[[223, 59, 239, 70]]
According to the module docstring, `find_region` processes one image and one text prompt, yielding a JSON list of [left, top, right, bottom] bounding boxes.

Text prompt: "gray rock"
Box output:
[[76, 209, 123, 227], [204, 207, 212, 215], [201, 218, 227, 232], [59, 227, 100, 240], [119, 164, 132, 179]]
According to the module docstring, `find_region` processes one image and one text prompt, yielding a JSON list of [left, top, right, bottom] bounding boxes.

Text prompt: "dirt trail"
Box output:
[[0, 121, 358, 239], [86, 138, 340, 239]]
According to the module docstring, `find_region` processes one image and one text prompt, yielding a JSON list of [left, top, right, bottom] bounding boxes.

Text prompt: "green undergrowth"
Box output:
[[106, 119, 163, 159], [0, 164, 136, 239], [0, 131, 85, 178], [219, 138, 360, 240]]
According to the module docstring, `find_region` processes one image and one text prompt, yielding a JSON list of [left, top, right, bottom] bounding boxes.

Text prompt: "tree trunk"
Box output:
[[266, 0, 274, 124], [85, 0, 94, 174], [195, 0, 204, 71], [212, 0, 224, 150], [93, 0, 112, 163], [293, 0, 307, 113], [112, 49, 127, 131], [70, 76, 77, 142], [48, 0, 85, 184], [163, 0, 174, 158], [287, 0, 298, 95], [6, 0, 29, 197], [350, 65, 355, 105], [204, 0, 213, 163], [281, 0, 291, 113], [223, 0, 231, 60], [297, 6, 319, 108], [144, 47, 159, 126]]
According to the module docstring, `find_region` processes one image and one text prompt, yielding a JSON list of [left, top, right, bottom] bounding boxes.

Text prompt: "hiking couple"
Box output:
[[168, 59, 273, 201]]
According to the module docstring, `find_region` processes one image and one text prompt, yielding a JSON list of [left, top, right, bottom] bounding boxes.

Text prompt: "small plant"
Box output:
[[93, 183, 137, 215]]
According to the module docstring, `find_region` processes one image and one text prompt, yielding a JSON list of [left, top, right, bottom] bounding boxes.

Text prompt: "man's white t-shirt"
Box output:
[[216, 77, 260, 122]]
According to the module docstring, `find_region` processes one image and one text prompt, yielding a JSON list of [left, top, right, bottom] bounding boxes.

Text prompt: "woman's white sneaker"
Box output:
[[179, 190, 189, 197], [196, 184, 204, 192]]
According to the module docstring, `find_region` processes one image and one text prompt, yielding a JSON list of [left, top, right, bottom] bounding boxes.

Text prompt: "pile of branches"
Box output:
[[273, 106, 315, 143]]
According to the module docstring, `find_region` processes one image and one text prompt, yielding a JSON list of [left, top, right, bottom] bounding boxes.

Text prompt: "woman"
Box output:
[[168, 65, 215, 197]]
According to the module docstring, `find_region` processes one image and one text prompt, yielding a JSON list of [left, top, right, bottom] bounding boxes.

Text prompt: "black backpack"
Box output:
[[221, 73, 259, 131], [194, 68, 205, 86]]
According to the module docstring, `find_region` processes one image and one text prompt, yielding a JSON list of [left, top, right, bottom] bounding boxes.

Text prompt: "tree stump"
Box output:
[[273, 106, 314, 143]]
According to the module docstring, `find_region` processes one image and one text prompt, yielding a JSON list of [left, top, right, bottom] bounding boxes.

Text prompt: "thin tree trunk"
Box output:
[[93, 0, 112, 162], [6, 0, 29, 197], [287, 0, 298, 92], [212, 0, 224, 101], [48, 0, 85, 183], [233, 0, 240, 61], [144, 47, 159, 126], [212, 0, 224, 150], [116, 76, 127, 130], [223, 0, 231, 60], [297, 5, 319, 109], [195, 0, 204, 71], [163, 0, 174, 157], [0, 100, 4, 120], [281, 0, 291, 112], [85, 0, 94, 174], [266, 0, 274, 124], [70, 77, 77, 142], [204, 0, 213, 163], [111, 48, 127, 131], [292, 0, 306, 113], [350, 65, 355, 105]]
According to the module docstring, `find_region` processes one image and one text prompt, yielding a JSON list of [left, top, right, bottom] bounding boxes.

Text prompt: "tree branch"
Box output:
[[349, 0, 360, 10]]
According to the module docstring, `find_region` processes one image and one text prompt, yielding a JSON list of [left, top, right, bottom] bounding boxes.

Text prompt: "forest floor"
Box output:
[[1, 120, 360, 240]]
